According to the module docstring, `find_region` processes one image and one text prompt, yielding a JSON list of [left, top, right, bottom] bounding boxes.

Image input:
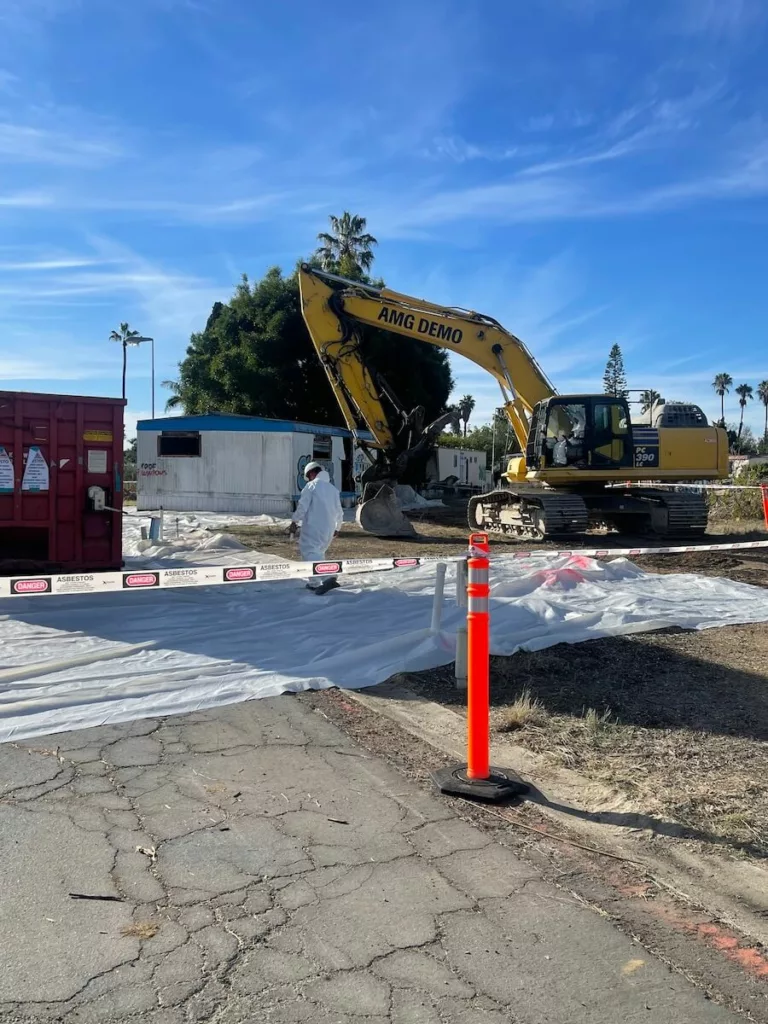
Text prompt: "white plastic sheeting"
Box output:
[[393, 485, 444, 512], [123, 511, 289, 558], [124, 508, 362, 560], [2, 526, 768, 742]]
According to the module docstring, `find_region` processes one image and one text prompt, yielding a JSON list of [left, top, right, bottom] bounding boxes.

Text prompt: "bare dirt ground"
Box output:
[[227, 501, 767, 562], [226, 501, 768, 860]]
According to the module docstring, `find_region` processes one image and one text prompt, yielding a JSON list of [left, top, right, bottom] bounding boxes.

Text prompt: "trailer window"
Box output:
[[158, 431, 201, 457], [312, 435, 332, 460]]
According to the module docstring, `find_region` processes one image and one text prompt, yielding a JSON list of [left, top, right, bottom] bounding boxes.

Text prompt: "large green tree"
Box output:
[[164, 266, 453, 434], [602, 343, 628, 399]]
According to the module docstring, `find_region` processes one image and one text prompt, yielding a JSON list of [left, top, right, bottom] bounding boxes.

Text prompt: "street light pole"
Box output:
[[126, 336, 156, 418]]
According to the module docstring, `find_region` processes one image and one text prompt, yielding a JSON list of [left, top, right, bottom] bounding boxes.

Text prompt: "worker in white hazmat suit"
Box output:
[[289, 462, 344, 594]]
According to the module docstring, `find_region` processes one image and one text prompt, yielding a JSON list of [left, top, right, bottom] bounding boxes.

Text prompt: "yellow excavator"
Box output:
[[298, 264, 728, 540]]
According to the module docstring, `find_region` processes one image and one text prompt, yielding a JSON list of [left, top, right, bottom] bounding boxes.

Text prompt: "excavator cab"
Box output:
[[526, 395, 633, 473]]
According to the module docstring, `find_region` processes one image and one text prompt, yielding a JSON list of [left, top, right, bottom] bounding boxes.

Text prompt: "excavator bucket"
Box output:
[[356, 482, 416, 538]]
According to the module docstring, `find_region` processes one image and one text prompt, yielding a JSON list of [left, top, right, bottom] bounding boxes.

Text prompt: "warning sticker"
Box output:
[[87, 449, 108, 474], [313, 562, 341, 575], [256, 563, 294, 581], [223, 566, 257, 583], [52, 574, 101, 595], [122, 572, 160, 589], [11, 577, 51, 595], [0, 446, 13, 494], [22, 446, 49, 492], [83, 430, 113, 442], [163, 568, 217, 587]]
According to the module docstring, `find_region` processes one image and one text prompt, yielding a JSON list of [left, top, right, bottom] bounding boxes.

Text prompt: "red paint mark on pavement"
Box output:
[[647, 903, 768, 980]]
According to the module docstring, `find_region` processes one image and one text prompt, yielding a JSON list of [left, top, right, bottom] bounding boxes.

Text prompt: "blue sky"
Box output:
[[1, 0, 768, 442]]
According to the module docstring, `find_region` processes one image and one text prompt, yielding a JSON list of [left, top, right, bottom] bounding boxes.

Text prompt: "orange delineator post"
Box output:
[[467, 532, 491, 780], [762, 485, 768, 530], [430, 533, 528, 802]]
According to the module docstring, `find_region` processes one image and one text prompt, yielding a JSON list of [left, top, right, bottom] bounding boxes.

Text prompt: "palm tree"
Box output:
[[711, 372, 733, 426], [458, 394, 476, 437], [639, 390, 662, 420], [162, 379, 183, 411], [315, 212, 378, 278], [109, 322, 140, 401], [735, 383, 754, 438], [758, 380, 768, 443]]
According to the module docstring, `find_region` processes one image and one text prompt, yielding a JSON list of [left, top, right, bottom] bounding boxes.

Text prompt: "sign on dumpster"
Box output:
[[22, 446, 49, 492], [0, 447, 13, 493]]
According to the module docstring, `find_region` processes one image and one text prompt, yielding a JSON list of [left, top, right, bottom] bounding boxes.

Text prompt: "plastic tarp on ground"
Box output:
[[2, 514, 768, 742]]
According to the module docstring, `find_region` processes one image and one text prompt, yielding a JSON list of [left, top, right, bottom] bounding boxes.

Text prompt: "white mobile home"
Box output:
[[136, 414, 363, 515], [428, 446, 487, 489]]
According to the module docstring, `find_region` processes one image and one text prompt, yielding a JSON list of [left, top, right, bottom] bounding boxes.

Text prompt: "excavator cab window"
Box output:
[[525, 403, 546, 469], [537, 397, 633, 470], [591, 400, 631, 468], [543, 402, 587, 468]]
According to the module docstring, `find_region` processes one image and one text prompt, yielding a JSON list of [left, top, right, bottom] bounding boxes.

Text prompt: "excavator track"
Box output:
[[468, 488, 709, 541], [632, 489, 709, 538], [468, 490, 589, 539]]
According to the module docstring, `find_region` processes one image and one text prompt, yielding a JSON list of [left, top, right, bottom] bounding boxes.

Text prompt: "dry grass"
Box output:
[[121, 921, 159, 940], [707, 490, 764, 522], [497, 688, 547, 732], [583, 706, 613, 742], [403, 623, 768, 859]]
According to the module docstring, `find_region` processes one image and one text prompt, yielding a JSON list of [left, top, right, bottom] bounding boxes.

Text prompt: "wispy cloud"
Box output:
[[0, 121, 123, 167], [0, 239, 226, 344], [372, 122, 768, 234], [0, 256, 111, 271], [84, 236, 228, 339], [0, 191, 52, 207], [665, 0, 767, 39], [519, 83, 726, 178], [421, 135, 527, 163], [0, 69, 18, 93], [410, 251, 636, 423], [0, 346, 117, 380]]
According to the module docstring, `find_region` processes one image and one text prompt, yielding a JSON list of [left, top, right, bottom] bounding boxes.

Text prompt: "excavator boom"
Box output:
[[298, 264, 554, 456]]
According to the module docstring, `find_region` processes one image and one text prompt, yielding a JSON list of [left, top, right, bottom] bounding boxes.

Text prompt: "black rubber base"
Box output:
[[307, 578, 341, 595], [431, 763, 529, 803]]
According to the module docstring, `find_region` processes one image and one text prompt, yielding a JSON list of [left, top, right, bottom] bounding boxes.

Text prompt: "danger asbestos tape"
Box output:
[[0, 555, 438, 600], [506, 539, 768, 560], [2, 538, 767, 600]]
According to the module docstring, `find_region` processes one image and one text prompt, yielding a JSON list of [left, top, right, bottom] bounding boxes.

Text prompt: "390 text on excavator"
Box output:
[[377, 306, 463, 344]]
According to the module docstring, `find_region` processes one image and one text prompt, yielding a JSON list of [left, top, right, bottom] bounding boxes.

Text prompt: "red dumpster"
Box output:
[[0, 391, 125, 574]]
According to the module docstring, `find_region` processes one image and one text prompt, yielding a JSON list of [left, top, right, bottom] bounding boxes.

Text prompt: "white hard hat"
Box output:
[[303, 461, 323, 479]]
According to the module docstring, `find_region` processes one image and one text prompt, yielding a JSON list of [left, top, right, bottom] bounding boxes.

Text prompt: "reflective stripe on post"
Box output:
[[467, 532, 490, 781], [431, 532, 529, 802], [762, 485, 768, 530]]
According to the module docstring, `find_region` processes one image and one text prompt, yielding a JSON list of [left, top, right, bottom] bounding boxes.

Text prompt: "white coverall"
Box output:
[[291, 469, 343, 564]]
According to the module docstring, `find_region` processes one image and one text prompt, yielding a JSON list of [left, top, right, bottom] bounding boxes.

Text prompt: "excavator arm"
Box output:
[[298, 264, 555, 465]]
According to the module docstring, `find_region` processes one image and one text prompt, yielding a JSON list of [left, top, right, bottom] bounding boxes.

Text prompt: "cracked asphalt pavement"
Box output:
[[0, 697, 744, 1024]]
